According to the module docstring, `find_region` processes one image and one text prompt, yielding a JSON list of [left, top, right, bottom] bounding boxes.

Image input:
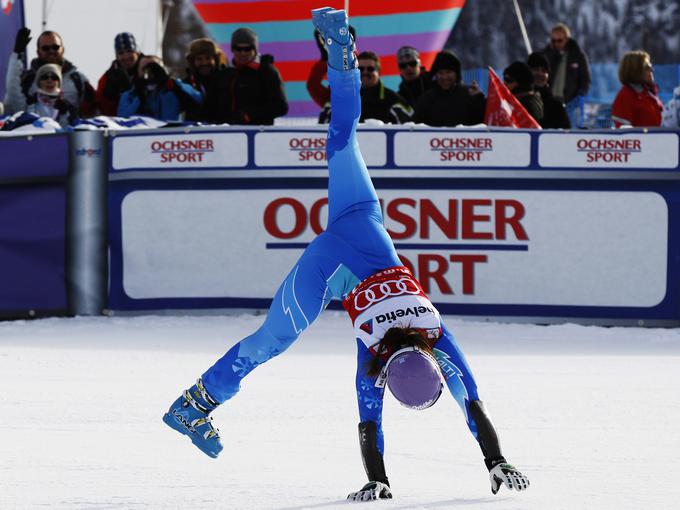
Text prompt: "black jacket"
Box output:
[[536, 86, 570, 129], [183, 65, 235, 124], [413, 83, 485, 127], [229, 58, 288, 125], [360, 81, 412, 124], [543, 39, 591, 103], [398, 70, 433, 108], [515, 91, 544, 125]]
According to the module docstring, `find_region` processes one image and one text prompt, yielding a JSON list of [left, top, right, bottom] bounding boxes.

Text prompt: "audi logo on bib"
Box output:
[[354, 277, 422, 311]]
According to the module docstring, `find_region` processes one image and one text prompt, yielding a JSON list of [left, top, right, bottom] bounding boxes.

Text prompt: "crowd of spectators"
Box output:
[[0, 21, 667, 129]]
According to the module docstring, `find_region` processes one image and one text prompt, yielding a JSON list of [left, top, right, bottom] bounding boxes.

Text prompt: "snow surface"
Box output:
[[1, 312, 680, 509]]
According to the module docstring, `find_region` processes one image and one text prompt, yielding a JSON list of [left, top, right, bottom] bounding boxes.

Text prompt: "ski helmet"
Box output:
[[383, 347, 443, 410]]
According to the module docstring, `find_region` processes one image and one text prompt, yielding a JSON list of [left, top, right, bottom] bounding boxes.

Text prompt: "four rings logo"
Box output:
[[354, 277, 422, 311], [429, 137, 493, 162], [150, 138, 215, 163], [2, 0, 14, 15], [577, 138, 641, 163], [289, 137, 326, 161]]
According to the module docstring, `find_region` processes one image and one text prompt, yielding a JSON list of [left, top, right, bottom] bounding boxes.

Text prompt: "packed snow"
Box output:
[[1, 311, 679, 509]]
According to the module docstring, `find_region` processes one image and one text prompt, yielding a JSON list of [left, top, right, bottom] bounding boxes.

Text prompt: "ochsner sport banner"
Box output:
[[192, 0, 466, 116], [0, 0, 25, 100]]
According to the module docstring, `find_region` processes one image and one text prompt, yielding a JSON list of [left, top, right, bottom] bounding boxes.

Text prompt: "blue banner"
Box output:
[[0, 0, 25, 100]]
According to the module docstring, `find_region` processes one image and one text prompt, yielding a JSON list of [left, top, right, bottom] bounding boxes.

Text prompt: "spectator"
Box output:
[[183, 38, 234, 124], [527, 52, 570, 129], [396, 46, 432, 108], [413, 50, 485, 127], [611, 51, 663, 128], [543, 23, 590, 128], [0, 101, 4, 117], [96, 33, 143, 116], [306, 25, 357, 109], [4, 28, 96, 117], [5, 63, 77, 127], [503, 61, 543, 125], [228, 27, 288, 125], [117, 56, 202, 121], [350, 51, 411, 124]]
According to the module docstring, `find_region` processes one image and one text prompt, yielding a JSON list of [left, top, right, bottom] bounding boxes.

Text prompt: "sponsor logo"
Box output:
[[429, 136, 494, 162], [375, 305, 436, 324], [355, 278, 422, 311], [288, 136, 326, 162], [2, 0, 14, 15], [171, 409, 196, 433], [75, 147, 102, 158], [150, 138, 215, 163], [360, 320, 373, 335], [576, 138, 642, 163]]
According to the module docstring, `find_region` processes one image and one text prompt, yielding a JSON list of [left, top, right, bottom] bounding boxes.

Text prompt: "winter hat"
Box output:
[[36, 63, 62, 84], [527, 52, 550, 71], [397, 46, 420, 62], [430, 50, 461, 79], [114, 32, 138, 54], [231, 27, 258, 50], [187, 38, 225, 64], [504, 61, 534, 90]]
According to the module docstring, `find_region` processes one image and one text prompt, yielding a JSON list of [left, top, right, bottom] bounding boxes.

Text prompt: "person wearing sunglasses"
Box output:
[[3, 28, 96, 118], [413, 50, 485, 127], [5, 62, 77, 127], [542, 22, 591, 128], [225, 27, 288, 125], [356, 51, 412, 124], [164, 7, 529, 502], [396, 46, 432, 108], [611, 51, 664, 128]]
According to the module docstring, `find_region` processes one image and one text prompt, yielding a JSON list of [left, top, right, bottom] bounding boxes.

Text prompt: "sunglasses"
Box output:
[[40, 73, 60, 82], [550, 38, 565, 44], [232, 45, 254, 53], [40, 44, 61, 52], [359, 66, 377, 73], [398, 60, 418, 70]]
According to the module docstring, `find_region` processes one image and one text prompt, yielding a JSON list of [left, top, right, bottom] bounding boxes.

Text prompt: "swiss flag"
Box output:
[[484, 67, 541, 129]]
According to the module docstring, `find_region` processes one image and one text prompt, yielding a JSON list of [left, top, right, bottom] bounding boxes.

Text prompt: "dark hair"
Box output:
[[357, 50, 381, 71], [367, 327, 432, 376]]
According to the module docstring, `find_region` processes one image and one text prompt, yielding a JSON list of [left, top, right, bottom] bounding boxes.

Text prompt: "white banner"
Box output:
[[112, 132, 248, 170], [121, 189, 667, 307], [539, 133, 680, 169], [393, 131, 531, 167], [254, 131, 387, 167]]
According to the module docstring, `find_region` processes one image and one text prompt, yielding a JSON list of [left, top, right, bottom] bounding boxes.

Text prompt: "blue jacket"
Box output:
[[118, 79, 202, 121]]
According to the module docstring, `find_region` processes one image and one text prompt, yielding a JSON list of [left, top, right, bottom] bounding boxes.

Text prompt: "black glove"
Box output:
[[145, 62, 169, 87], [133, 78, 147, 99], [347, 482, 392, 502], [313, 29, 328, 61], [14, 27, 31, 54]]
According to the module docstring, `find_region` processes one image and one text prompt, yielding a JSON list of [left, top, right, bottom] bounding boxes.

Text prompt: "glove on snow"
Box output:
[[347, 481, 392, 502], [489, 462, 530, 494]]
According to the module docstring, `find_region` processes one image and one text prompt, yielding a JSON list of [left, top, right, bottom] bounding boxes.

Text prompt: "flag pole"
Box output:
[[512, 0, 532, 55], [42, 0, 48, 30], [344, 0, 349, 15]]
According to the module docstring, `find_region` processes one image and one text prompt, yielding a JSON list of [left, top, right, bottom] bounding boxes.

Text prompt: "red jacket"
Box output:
[[611, 84, 663, 128], [306, 59, 330, 108]]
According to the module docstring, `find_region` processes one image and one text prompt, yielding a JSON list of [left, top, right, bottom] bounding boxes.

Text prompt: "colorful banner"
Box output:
[[0, 0, 24, 101], [192, 0, 466, 116]]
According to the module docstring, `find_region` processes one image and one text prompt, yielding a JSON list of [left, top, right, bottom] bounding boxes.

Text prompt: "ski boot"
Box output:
[[311, 7, 356, 71], [162, 378, 223, 458]]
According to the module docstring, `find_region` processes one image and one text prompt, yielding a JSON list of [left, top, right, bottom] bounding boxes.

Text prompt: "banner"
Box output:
[[0, 0, 24, 100], [484, 67, 541, 129], [192, 0, 466, 116]]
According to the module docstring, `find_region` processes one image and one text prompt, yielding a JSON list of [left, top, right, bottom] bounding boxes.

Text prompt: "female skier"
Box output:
[[164, 8, 530, 501]]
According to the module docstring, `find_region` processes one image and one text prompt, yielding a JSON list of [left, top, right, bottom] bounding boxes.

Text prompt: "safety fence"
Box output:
[[2, 125, 680, 325]]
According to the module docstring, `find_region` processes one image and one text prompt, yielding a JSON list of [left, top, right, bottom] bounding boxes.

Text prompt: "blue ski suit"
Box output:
[[201, 67, 482, 457]]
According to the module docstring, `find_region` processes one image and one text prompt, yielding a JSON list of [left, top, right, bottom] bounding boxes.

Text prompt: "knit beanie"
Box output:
[[231, 28, 258, 50], [504, 61, 534, 91], [397, 46, 420, 62], [114, 32, 138, 54], [36, 63, 62, 84], [430, 50, 461, 79], [527, 52, 550, 70]]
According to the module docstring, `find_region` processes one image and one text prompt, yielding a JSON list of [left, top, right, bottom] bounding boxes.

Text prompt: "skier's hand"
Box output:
[[489, 462, 530, 494], [347, 481, 392, 502], [14, 27, 32, 54]]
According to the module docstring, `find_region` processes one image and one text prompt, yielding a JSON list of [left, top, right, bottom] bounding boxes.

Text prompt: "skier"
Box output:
[[163, 8, 530, 501]]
